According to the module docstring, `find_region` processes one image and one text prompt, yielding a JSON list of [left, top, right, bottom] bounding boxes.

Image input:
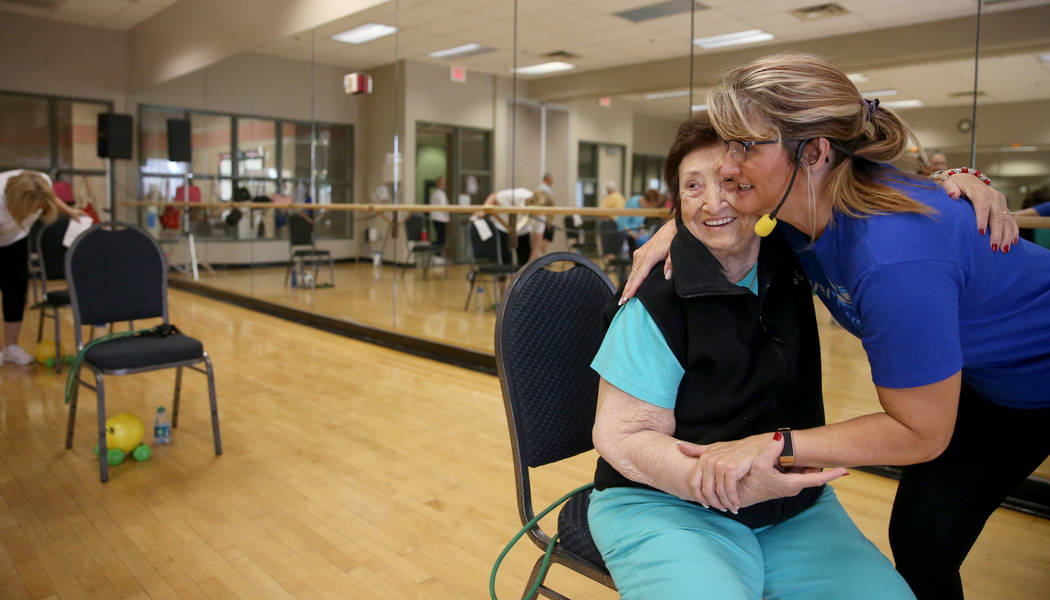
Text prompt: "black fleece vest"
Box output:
[[594, 226, 826, 528]]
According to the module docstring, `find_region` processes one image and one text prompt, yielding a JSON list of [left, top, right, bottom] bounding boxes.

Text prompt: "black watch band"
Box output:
[[777, 427, 795, 467]]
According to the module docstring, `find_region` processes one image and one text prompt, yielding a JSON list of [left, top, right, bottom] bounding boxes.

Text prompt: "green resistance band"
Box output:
[[489, 482, 594, 600], [63, 324, 180, 405]]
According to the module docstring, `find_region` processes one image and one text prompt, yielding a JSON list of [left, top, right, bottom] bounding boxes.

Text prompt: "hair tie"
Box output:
[[864, 98, 880, 121]]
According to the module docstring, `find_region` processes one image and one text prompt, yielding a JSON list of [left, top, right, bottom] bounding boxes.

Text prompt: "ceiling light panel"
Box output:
[[332, 23, 398, 44], [694, 29, 775, 49], [880, 99, 923, 109], [428, 43, 493, 59], [860, 89, 899, 98], [513, 61, 576, 75], [615, 0, 708, 23], [645, 90, 690, 101]]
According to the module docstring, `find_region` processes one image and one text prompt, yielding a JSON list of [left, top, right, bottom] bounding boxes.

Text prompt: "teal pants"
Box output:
[[588, 486, 915, 600]]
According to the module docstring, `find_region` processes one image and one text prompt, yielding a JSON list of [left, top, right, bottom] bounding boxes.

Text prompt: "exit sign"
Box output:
[[450, 66, 467, 82]]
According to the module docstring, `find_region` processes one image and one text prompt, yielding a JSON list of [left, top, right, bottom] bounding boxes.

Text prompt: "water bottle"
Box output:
[[290, 269, 297, 288], [373, 250, 382, 267], [154, 406, 171, 445]]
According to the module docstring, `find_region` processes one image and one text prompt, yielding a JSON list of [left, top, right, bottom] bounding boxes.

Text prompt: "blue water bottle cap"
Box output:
[[157, 406, 166, 412]]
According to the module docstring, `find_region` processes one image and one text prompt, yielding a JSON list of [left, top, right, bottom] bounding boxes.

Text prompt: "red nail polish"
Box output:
[[992, 244, 998, 252], [1004, 245, 1010, 253], [979, 228, 985, 236], [773, 431, 782, 441]]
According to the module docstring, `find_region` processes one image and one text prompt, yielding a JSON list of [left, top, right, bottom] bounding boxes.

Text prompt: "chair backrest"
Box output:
[[404, 214, 425, 241], [597, 219, 625, 257], [468, 218, 506, 265], [37, 217, 70, 283], [66, 221, 167, 339], [288, 214, 314, 246], [495, 253, 616, 519], [563, 215, 581, 240]]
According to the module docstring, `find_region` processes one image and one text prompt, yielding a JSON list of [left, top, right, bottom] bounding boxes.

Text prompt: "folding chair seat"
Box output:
[[82, 335, 204, 371]]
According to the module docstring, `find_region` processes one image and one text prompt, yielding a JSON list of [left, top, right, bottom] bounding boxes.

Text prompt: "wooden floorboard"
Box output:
[[0, 288, 1046, 599]]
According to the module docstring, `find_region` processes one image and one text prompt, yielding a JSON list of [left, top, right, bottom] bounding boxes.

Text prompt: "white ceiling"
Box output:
[[2, 0, 1049, 115]]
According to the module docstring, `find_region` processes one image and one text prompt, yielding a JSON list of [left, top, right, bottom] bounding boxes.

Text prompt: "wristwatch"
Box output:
[[777, 427, 795, 467]]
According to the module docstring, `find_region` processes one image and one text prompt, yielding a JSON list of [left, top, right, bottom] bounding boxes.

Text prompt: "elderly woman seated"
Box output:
[[586, 115, 916, 599]]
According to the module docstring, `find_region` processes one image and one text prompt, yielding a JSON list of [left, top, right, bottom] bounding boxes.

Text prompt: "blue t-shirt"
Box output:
[[590, 263, 759, 408], [1034, 201, 1050, 217], [778, 168, 1050, 409], [616, 195, 645, 233]]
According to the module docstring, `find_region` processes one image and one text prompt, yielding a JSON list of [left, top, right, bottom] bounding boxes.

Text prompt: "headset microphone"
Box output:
[[753, 139, 811, 237]]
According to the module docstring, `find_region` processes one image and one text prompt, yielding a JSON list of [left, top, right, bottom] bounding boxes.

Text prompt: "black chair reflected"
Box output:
[[597, 219, 632, 286], [494, 252, 617, 597], [464, 218, 519, 311], [403, 214, 444, 280], [33, 217, 72, 373], [64, 221, 222, 483], [563, 215, 586, 254], [285, 214, 335, 288]]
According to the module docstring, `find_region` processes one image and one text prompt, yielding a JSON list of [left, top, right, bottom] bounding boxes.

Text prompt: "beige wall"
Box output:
[[632, 113, 682, 158]]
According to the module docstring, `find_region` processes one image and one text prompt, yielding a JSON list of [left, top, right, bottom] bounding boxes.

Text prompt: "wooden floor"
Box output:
[[1, 289, 1048, 599]]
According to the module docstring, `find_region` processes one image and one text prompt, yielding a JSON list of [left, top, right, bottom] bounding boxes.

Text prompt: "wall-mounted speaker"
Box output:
[[96, 113, 133, 159], [167, 119, 191, 162]]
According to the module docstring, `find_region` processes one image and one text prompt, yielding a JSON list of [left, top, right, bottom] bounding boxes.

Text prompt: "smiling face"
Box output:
[[717, 138, 798, 219], [678, 144, 759, 261]]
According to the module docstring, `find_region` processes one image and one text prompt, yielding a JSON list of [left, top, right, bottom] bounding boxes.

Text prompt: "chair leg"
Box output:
[[464, 271, 476, 311], [328, 256, 335, 286], [172, 366, 183, 428], [37, 305, 44, 342], [284, 259, 292, 286], [203, 353, 222, 456], [95, 370, 109, 483], [53, 309, 61, 374], [523, 555, 571, 600], [65, 363, 82, 449]]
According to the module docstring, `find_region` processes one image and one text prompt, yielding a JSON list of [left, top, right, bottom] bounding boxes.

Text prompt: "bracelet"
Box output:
[[931, 167, 992, 186]]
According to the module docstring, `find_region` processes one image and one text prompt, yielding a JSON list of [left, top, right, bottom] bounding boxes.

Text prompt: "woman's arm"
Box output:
[[592, 378, 699, 501], [937, 173, 1017, 251]]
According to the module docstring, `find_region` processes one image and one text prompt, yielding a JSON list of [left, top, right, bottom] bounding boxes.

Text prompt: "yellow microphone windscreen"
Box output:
[[754, 214, 777, 237]]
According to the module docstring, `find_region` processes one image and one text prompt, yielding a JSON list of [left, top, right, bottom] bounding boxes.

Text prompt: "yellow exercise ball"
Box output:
[[35, 340, 69, 365], [106, 413, 145, 454]]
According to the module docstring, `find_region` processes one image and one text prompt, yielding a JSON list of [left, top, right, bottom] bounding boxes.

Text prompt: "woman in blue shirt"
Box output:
[[622, 53, 1049, 600]]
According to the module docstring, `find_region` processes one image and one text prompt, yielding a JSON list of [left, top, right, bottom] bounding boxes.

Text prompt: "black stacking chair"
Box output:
[[494, 252, 617, 597], [403, 214, 444, 280], [563, 215, 586, 254], [64, 221, 222, 483], [464, 218, 519, 311], [284, 214, 335, 288], [33, 217, 72, 373], [597, 219, 632, 286], [27, 220, 44, 305]]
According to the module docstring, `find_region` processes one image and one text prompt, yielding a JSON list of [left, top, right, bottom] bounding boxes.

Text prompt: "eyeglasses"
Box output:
[[723, 139, 780, 163]]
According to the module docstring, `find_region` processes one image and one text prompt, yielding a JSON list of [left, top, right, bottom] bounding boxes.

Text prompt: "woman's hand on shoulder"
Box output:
[[937, 173, 1017, 253], [620, 219, 677, 305]]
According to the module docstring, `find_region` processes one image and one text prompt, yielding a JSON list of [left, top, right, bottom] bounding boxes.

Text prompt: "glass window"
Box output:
[[0, 94, 50, 170], [56, 100, 108, 172], [460, 129, 490, 172], [190, 113, 231, 176], [237, 118, 277, 178], [281, 122, 314, 180], [140, 107, 188, 175], [316, 123, 351, 181]]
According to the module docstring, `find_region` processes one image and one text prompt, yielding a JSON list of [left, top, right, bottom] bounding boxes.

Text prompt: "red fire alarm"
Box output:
[[450, 66, 467, 82], [343, 72, 374, 95], [599, 96, 612, 107]]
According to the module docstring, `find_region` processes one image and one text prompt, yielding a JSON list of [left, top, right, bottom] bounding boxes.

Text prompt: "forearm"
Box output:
[[596, 430, 699, 501], [793, 411, 952, 468]]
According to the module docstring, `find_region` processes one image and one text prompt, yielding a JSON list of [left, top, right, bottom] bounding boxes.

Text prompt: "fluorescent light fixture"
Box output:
[[512, 61, 575, 75], [847, 73, 868, 83], [429, 43, 486, 58], [691, 104, 708, 112], [860, 89, 899, 98], [645, 90, 689, 101], [1002, 145, 1037, 152], [880, 99, 923, 109], [693, 29, 774, 49], [1039, 53, 1050, 63], [332, 23, 397, 44]]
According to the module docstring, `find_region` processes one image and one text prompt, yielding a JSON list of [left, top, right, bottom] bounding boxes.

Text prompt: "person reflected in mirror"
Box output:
[[588, 114, 915, 600], [429, 176, 450, 252]]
